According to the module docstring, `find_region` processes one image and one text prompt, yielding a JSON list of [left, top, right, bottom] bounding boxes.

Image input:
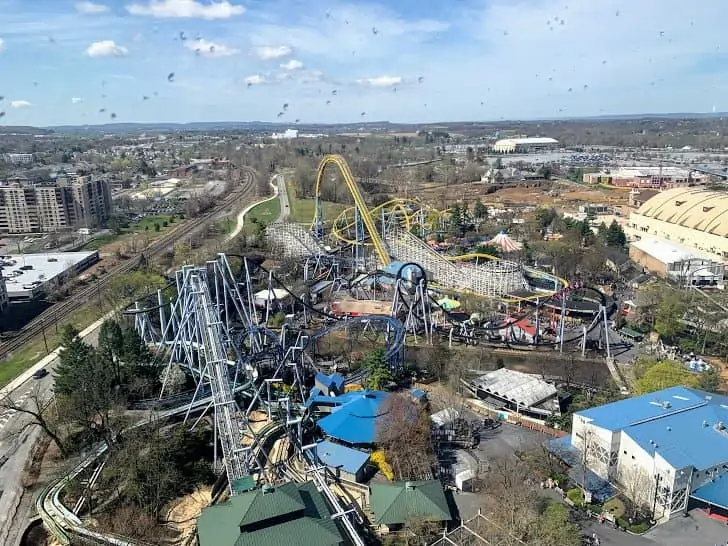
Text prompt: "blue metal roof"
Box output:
[[411, 388, 427, 401], [313, 440, 370, 474], [626, 403, 728, 470], [577, 387, 728, 471], [315, 372, 345, 389], [691, 473, 728, 509], [316, 390, 390, 445], [576, 386, 723, 431]]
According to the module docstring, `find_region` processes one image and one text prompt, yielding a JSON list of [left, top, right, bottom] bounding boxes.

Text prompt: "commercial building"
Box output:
[[564, 387, 728, 522], [0, 276, 8, 312], [0, 251, 99, 301], [629, 238, 724, 286], [583, 167, 708, 189], [0, 174, 112, 234], [2, 153, 34, 164], [492, 137, 558, 154], [197, 481, 347, 546], [627, 188, 728, 262]]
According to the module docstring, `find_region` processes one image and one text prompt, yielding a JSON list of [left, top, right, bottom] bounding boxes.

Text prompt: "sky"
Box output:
[[0, 0, 727, 126]]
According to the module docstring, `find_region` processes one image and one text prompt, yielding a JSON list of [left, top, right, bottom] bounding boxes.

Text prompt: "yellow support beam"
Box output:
[[314, 154, 391, 266]]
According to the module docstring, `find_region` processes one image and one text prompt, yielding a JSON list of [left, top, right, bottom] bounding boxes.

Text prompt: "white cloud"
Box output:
[[11, 100, 32, 108], [85, 40, 129, 57], [126, 0, 245, 20], [75, 1, 110, 14], [298, 70, 323, 84], [244, 74, 266, 86], [0, 38, 5, 53], [71, 97, 84, 104], [280, 59, 303, 70], [185, 38, 238, 58], [358, 75, 402, 87], [252, 45, 292, 60]]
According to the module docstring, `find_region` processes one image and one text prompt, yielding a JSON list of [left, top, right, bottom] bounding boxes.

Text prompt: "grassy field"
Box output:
[[285, 180, 347, 224], [82, 214, 178, 251], [0, 304, 104, 387], [245, 198, 281, 234]]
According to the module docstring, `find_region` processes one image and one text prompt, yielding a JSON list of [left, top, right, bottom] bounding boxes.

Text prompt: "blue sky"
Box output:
[[0, 0, 726, 126]]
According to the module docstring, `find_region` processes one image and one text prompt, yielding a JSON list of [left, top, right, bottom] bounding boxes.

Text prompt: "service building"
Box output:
[[568, 387, 728, 522], [629, 238, 724, 286]]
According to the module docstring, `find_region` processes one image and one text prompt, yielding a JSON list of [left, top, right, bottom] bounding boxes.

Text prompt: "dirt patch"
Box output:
[[164, 486, 212, 539], [22, 435, 51, 488], [241, 410, 270, 447]]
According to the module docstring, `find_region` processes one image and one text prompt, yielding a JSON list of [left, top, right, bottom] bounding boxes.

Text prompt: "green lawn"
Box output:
[[285, 179, 347, 224], [245, 198, 281, 231]]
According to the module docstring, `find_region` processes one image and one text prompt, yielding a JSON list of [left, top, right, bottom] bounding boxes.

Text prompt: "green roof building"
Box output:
[[197, 481, 348, 546], [369, 480, 452, 532]]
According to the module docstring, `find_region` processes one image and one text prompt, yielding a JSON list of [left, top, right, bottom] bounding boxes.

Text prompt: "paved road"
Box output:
[[0, 326, 102, 545], [276, 174, 290, 222]]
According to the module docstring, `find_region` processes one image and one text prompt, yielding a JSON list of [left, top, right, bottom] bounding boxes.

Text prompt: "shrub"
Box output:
[[566, 488, 584, 505], [371, 450, 394, 481]]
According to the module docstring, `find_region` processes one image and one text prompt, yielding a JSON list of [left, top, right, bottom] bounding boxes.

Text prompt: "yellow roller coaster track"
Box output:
[[314, 154, 391, 266], [331, 198, 449, 246], [310, 155, 569, 301]]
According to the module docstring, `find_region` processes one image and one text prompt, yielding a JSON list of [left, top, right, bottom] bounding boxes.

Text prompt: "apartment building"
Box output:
[[0, 175, 112, 234]]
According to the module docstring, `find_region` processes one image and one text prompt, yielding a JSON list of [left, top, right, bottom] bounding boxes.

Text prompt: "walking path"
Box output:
[[225, 176, 279, 242]]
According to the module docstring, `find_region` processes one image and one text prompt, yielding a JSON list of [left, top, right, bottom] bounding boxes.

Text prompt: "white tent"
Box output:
[[488, 231, 523, 253]]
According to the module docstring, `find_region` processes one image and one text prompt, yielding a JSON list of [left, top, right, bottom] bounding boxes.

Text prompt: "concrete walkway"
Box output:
[[225, 176, 279, 242]]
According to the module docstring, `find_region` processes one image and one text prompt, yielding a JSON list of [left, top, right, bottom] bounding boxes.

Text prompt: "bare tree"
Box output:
[[376, 393, 435, 480], [618, 463, 654, 520], [0, 384, 69, 457]]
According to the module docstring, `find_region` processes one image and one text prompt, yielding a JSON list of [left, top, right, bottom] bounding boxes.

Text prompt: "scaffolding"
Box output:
[[265, 222, 328, 259], [384, 229, 525, 297]]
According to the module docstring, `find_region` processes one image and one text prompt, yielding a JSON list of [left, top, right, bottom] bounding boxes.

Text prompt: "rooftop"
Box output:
[[632, 187, 728, 237], [315, 390, 390, 445], [0, 251, 98, 298], [468, 368, 558, 409], [578, 387, 728, 471], [312, 440, 370, 475], [494, 137, 558, 146], [370, 480, 451, 526], [630, 237, 717, 265], [197, 481, 345, 546], [611, 166, 696, 178], [691, 472, 728, 510]]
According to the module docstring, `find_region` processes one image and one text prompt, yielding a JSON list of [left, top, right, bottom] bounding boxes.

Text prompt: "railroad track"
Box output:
[[0, 169, 258, 363]]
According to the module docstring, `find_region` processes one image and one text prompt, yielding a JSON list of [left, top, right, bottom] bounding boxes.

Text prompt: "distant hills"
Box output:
[[0, 126, 55, 135], [0, 111, 727, 136]]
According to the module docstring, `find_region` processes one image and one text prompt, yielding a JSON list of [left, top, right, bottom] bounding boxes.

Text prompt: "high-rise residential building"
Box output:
[[0, 275, 8, 313], [0, 174, 112, 234]]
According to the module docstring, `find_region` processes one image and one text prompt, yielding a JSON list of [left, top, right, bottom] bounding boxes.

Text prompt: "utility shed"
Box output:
[[313, 440, 370, 483], [369, 480, 451, 534], [197, 481, 347, 546]]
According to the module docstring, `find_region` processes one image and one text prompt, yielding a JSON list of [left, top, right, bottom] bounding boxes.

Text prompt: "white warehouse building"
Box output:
[[563, 387, 728, 523], [492, 137, 558, 154]]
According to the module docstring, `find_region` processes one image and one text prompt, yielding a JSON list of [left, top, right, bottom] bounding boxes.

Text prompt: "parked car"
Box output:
[[32, 368, 48, 379]]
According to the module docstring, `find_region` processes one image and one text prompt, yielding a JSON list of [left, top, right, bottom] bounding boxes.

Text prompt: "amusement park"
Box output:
[[31, 155, 630, 546]]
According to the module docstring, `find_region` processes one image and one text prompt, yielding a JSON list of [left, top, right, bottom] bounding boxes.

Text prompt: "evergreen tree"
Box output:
[[605, 220, 627, 247], [364, 349, 393, 391], [473, 199, 487, 220]]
